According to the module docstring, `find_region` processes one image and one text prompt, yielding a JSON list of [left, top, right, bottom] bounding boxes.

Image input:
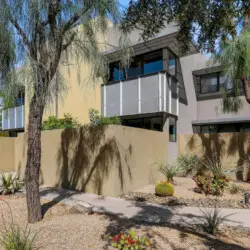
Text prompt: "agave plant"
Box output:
[[158, 163, 181, 182], [202, 154, 225, 178], [199, 206, 232, 235], [176, 153, 201, 176], [1, 173, 13, 195]]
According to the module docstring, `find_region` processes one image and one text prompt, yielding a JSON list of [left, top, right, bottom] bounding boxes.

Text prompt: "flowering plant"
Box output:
[[193, 175, 227, 196], [109, 229, 152, 249]]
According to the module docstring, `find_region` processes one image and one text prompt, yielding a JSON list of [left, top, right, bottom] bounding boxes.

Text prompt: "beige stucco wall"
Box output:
[[0, 138, 15, 172], [15, 125, 168, 196], [197, 96, 250, 121], [178, 53, 208, 134], [178, 132, 250, 179]]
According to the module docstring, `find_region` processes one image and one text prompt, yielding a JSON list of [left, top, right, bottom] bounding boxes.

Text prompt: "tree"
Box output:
[[0, 0, 128, 223], [121, 0, 250, 111]]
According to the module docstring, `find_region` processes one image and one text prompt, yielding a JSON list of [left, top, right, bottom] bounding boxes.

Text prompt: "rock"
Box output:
[[71, 201, 94, 215]]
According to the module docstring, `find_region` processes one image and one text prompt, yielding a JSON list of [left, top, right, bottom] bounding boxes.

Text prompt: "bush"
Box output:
[[158, 163, 180, 182], [108, 229, 152, 250], [193, 175, 228, 196], [1, 173, 24, 195], [200, 207, 231, 235], [155, 181, 174, 196], [202, 155, 225, 179], [42, 113, 81, 130], [229, 183, 241, 194], [88, 108, 121, 126], [176, 153, 201, 176]]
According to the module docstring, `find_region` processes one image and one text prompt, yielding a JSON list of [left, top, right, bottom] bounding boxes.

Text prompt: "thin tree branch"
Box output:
[[62, 32, 77, 51], [9, 17, 31, 50]]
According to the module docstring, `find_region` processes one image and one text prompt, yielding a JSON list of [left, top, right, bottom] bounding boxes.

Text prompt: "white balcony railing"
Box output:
[[101, 71, 179, 117], [2, 105, 25, 130]]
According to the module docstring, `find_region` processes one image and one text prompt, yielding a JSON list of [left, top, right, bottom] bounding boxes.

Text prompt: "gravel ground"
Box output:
[[0, 196, 249, 249], [120, 177, 250, 209]]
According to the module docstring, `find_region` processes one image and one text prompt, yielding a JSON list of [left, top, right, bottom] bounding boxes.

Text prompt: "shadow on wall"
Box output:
[[186, 132, 250, 180], [56, 126, 134, 195]]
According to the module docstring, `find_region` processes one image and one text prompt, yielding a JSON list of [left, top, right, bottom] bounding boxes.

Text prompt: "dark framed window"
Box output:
[[200, 124, 217, 134], [200, 72, 235, 94], [169, 117, 177, 142], [168, 52, 176, 76], [200, 73, 219, 93], [108, 49, 163, 82]]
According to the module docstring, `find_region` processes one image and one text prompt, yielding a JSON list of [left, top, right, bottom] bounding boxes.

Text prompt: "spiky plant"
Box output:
[[158, 163, 180, 182], [176, 153, 200, 176], [199, 207, 231, 235]]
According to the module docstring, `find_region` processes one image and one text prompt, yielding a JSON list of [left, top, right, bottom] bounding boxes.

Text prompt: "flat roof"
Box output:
[[192, 117, 250, 125]]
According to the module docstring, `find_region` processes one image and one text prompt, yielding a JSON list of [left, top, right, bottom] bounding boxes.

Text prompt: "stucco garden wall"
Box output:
[[14, 125, 168, 196], [178, 132, 250, 179]]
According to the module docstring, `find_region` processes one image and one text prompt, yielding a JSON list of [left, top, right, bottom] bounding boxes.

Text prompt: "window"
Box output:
[[200, 125, 217, 134], [219, 75, 234, 91], [169, 117, 177, 142], [200, 73, 219, 93], [200, 73, 235, 94], [168, 52, 176, 76], [144, 50, 163, 75], [108, 50, 163, 82]]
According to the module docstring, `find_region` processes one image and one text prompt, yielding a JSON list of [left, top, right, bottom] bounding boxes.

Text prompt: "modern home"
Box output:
[[2, 23, 250, 144]]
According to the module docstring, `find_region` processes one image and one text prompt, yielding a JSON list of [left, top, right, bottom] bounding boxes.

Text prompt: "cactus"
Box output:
[[155, 181, 174, 196]]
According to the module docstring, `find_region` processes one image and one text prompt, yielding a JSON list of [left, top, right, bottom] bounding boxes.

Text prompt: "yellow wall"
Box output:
[[178, 132, 250, 179], [15, 126, 168, 196], [0, 138, 15, 172]]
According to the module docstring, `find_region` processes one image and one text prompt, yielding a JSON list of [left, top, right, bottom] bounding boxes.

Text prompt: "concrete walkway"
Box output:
[[40, 187, 250, 228]]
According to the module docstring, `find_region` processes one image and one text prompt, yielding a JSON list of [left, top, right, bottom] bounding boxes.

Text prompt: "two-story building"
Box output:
[[2, 23, 250, 151]]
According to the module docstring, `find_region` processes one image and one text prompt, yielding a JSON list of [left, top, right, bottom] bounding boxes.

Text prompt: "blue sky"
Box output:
[[119, 0, 130, 9]]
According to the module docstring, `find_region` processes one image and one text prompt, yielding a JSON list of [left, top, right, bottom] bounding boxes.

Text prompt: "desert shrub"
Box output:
[[108, 229, 152, 249], [0, 200, 39, 250], [88, 108, 121, 126], [176, 153, 201, 176], [155, 181, 174, 196], [229, 183, 241, 194], [42, 113, 81, 130], [158, 163, 180, 182], [200, 207, 231, 235], [1, 173, 24, 195], [193, 175, 228, 196], [202, 155, 226, 178]]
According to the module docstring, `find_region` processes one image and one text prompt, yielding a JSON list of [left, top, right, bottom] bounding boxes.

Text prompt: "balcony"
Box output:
[[2, 105, 25, 130], [101, 71, 179, 118]]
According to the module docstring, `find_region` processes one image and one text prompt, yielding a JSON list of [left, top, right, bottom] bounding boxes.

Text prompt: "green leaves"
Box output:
[[42, 113, 81, 131]]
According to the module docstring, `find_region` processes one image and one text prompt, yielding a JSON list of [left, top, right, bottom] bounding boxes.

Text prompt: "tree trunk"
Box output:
[[241, 76, 250, 104], [25, 96, 44, 223]]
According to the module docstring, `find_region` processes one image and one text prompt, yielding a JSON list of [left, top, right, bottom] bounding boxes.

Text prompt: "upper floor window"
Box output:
[[200, 72, 234, 94], [168, 52, 176, 76], [108, 50, 163, 82]]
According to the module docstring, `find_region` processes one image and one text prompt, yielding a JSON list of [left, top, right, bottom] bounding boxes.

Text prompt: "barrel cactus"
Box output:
[[155, 181, 174, 196]]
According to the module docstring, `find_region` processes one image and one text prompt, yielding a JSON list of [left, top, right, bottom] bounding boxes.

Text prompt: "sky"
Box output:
[[119, 0, 130, 10]]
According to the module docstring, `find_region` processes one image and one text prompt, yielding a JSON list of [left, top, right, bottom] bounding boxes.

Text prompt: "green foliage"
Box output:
[[155, 181, 174, 197], [176, 153, 201, 176], [42, 113, 81, 131], [1, 173, 24, 195], [229, 184, 241, 194], [122, 1, 250, 113], [200, 207, 231, 235], [158, 163, 180, 182], [88, 108, 121, 126], [109, 229, 152, 250], [202, 155, 226, 179], [1, 173, 12, 195], [193, 175, 228, 196], [0, 200, 38, 250]]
